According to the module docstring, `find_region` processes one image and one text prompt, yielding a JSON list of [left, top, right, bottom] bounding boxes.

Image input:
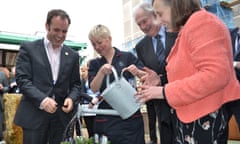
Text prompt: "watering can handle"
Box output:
[[106, 67, 119, 87], [106, 67, 129, 86]]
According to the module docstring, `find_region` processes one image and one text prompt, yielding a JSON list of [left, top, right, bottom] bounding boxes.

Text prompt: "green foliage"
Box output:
[[60, 136, 110, 144], [75, 136, 93, 144]]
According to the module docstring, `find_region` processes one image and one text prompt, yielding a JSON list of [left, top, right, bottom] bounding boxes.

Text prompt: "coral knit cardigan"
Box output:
[[165, 9, 240, 123]]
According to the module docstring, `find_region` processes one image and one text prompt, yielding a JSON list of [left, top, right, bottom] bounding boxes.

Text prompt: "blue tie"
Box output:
[[155, 35, 165, 68]]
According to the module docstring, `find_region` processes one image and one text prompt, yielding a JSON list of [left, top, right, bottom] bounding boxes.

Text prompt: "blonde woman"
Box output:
[[88, 24, 145, 144]]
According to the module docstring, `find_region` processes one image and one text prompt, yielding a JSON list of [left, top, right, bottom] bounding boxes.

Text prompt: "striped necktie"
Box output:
[[155, 35, 165, 67]]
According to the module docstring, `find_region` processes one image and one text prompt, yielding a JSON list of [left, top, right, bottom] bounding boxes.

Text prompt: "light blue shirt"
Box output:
[[85, 80, 99, 97]]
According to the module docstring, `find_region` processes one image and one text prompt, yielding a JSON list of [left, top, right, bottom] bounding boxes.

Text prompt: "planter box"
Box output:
[[3, 93, 23, 144]]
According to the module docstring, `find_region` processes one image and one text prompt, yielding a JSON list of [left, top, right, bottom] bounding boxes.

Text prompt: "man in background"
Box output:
[[9, 66, 20, 93], [228, 27, 240, 130], [77, 63, 99, 138], [132, 2, 177, 144]]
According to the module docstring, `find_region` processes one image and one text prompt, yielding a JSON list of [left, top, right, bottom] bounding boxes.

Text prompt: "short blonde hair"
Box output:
[[88, 24, 111, 40]]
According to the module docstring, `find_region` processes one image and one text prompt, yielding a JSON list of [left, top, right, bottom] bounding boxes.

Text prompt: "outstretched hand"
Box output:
[[140, 67, 161, 86], [122, 64, 146, 78]]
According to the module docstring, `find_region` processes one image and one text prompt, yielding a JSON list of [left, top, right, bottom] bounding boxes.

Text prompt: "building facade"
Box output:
[[121, 0, 240, 51]]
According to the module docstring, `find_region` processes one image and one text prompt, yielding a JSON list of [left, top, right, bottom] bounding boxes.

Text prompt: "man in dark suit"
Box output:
[[230, 27, 240, 78], [14, 9, 81, 144], [133, 2, 176, 144], [228, 27, 240, 130]]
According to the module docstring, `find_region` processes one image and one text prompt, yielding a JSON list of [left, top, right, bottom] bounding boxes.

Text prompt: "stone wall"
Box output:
[[233, 4, 240, 26]]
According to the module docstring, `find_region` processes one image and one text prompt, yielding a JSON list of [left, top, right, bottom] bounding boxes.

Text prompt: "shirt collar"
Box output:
[[158, 26, 166, 37], [44, 38, 63, 50]]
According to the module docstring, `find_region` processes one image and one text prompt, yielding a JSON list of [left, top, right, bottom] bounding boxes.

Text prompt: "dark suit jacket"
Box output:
[[77, 79, 92, 104], [80, 79, 87, 93], [230, 27, 240, 81], [135, 35, 167, 84], [229, 28, 240, 129], [0, 71, 9, 95], [135, 35, 170, 124], [135, 33, 178, 124], [14, 39, 81, 129]]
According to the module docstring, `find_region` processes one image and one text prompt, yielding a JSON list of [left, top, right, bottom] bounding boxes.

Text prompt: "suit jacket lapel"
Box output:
[[56, 45, 69, 84], [146, 37, 159, 63], [145, 37, 162, 72]]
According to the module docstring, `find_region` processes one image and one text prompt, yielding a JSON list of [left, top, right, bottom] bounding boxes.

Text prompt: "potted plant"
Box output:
[[61, 136, 110, 144], [61, 113, 110, 144]]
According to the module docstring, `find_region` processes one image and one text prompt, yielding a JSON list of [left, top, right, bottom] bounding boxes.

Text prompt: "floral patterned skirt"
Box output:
[[170, 105, 229, 144]]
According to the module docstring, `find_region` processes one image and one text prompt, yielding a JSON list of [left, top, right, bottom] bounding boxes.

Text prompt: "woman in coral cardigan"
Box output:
[[135, 0, 240, 143]]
